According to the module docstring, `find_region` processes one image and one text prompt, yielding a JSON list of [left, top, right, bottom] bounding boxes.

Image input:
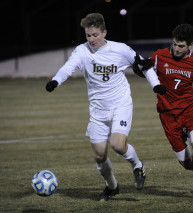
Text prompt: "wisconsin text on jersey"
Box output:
[[165, 68, 191, 78], [93, 64, 118, 73]]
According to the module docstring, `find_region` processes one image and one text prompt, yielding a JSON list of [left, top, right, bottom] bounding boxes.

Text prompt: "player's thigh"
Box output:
[[86, 106, 111, 143], [86, 120, 110, 143], [159, 112, 187, 152], [110, 133, 128, 154], [184, 103, 193, 131], [111, 105, 133, 136]]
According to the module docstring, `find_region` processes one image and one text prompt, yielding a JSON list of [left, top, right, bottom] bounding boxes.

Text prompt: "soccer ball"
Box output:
[[32, 170, 58, 196]]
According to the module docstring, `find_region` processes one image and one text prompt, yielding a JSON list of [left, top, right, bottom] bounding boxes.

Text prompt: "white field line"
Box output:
[[0, 126, 163, 144], [0, 134, 85, 144]]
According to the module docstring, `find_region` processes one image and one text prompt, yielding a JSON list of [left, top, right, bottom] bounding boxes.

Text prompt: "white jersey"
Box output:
[[53, 40, 159, 109]]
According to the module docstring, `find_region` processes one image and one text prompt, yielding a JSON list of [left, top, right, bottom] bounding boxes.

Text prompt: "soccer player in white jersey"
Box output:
[[46, 13, 165, 201]]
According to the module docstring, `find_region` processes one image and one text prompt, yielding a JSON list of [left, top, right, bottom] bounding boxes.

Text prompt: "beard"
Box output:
[[171, 47, 189, 61]]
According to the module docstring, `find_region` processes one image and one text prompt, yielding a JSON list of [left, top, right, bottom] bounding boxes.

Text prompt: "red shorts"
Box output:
[[159, 105, 193, 152]]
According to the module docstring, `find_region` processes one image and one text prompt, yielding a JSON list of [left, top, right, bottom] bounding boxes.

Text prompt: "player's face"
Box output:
[[85, 27, 107, 50], [171, 39, 190, 60]]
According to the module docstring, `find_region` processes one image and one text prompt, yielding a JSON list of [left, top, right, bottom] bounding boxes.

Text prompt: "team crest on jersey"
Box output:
[[120, 120, 127, 127]]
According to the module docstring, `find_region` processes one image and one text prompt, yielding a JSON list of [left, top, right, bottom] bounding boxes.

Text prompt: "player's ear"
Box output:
[[189, 42, 193, 49], [103, 29, 107, 38]]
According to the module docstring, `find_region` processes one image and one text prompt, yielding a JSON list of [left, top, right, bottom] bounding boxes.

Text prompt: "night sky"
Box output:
[[0, 0, 193, 61]]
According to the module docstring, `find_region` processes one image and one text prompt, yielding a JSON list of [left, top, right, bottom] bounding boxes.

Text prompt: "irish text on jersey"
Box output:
[[93, 64, 118, 74]]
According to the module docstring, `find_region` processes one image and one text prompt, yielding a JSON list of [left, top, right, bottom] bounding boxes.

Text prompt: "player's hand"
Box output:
[[132, 53, 154, 78], [153, 85, 166, 95], [46, 80, 58, 92]]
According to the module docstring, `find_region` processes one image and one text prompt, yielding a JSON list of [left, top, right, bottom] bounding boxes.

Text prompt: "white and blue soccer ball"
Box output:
[[32, 170, 58, 196]]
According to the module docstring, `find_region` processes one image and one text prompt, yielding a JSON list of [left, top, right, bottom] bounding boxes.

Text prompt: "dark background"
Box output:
[[0, 0, 193, 61]]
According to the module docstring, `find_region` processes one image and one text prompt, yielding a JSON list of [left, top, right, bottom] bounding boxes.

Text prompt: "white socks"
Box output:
[[188, 130, 193, 144], [123, 144, 142, 170], [96, 144, 141, 189], [97, 158, 117, 189]]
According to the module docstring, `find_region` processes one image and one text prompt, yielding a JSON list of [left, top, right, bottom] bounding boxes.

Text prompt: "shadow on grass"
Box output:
[[57, 186, 139, 201], [22, 210, 48, 213], [141, 186, 192, 198], [56, 185, 192, 200], [12, 184, 192, 202]]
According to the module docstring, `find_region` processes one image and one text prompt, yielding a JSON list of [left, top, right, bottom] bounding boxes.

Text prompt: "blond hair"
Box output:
[[80, 13, 106, 31]]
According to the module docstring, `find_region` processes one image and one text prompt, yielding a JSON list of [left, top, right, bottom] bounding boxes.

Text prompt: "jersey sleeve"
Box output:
[[123, 44, 136, 65], [52, 45, 83, 85], [137, 50, 160, 88], [150, 49, 160, 70], [123, 44, 160, 88], [143, 68, 160, 88]]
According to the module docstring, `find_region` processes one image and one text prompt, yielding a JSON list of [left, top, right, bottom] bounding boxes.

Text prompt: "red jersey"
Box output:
[[151, 48, 193, 113]]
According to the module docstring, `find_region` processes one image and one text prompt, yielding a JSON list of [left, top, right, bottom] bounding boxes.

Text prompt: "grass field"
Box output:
[[0, 76, 192, 213]]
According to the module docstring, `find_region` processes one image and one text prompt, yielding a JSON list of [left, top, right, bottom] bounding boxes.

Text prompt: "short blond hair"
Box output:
[[80, 13, 106, 31]]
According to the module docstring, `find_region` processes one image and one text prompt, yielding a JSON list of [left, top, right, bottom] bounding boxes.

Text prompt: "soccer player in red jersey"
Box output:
[[133, 23, 193, 171]]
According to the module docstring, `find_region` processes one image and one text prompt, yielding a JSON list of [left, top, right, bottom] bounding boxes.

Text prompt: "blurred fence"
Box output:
[[0, 48, 75, 78], [0, 39, 172, 78]]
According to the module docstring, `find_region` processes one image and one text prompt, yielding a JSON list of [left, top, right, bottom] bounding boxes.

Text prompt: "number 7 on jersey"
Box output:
[[174, 79, 181, 90]]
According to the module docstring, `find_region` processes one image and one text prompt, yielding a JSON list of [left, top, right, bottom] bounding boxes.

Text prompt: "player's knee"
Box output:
[[94, 154, 107, 164], [111, 141, 127, 155]]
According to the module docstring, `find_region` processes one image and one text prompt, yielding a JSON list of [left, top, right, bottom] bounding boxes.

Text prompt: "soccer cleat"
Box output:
[[133, 162, 146, 190], [97, 184, 119, 202]]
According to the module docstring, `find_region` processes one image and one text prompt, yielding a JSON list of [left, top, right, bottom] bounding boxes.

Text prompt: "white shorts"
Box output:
[[86, 104, 133, 143]]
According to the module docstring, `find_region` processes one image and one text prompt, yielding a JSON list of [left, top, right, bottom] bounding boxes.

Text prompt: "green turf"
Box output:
[[0, 76, 192, 213]]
